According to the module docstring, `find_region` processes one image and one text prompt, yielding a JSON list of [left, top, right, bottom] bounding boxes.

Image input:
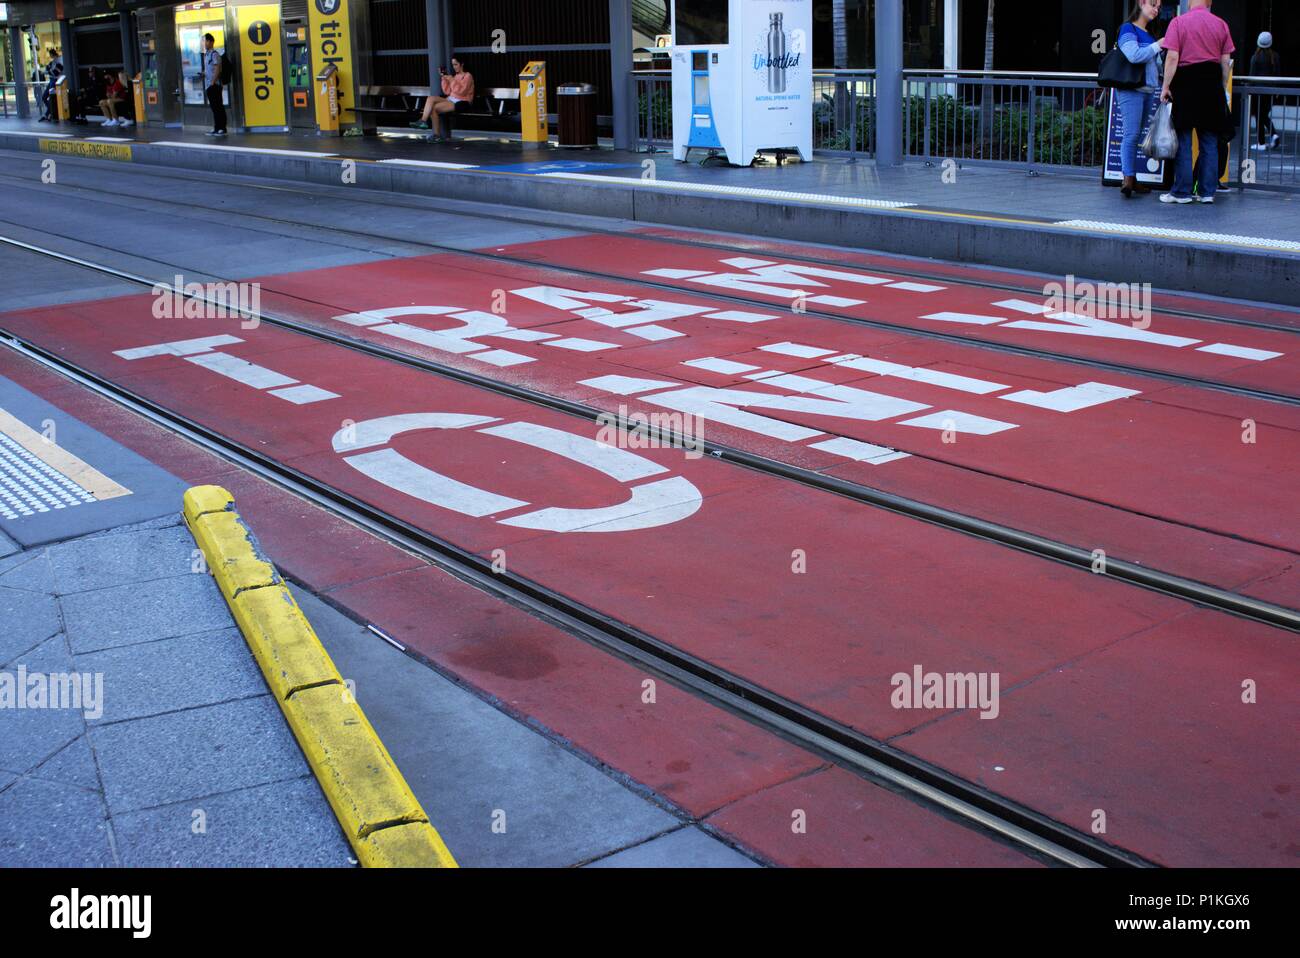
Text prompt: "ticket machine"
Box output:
[[284, 18, 314, 130], [669, 0, 812, 165]]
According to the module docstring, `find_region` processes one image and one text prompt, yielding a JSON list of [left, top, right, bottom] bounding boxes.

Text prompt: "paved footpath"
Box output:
[[0, 365, 759, 868]]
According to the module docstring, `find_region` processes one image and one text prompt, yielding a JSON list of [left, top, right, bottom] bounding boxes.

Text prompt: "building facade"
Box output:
[[1, 0, 1290, 138]]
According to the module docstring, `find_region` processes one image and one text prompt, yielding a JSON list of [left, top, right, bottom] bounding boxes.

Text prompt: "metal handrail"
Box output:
[[904, 69, 1099, 79]]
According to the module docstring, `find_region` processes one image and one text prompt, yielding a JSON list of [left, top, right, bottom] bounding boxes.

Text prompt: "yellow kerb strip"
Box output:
[[0, 407, 131, 500], [182, 484, 457, 869]]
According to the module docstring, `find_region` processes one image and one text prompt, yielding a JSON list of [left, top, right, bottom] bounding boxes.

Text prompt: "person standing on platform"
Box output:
[[1159, 0, 1234, 204], [38, 48, 63, 122], [1116, 0, 1165, 198], [409, 58, 474, 142], [202, 33, 227, 137], [1250, 32, 1281, 151]]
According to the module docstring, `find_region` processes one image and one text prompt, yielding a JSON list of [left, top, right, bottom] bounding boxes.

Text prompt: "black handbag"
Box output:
[[1098, 46, 1145, 90]]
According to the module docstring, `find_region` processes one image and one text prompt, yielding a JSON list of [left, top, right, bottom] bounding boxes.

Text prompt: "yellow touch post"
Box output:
[[519, 60, 548, 145], [55, 75, 70, 121], [316, 62, 339, 134], [132, 73, 146, 127]]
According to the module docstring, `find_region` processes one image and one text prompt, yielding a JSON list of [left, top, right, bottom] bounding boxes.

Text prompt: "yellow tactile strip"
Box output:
[[0, 407, 131, 500], [182, 485, 457, 868]]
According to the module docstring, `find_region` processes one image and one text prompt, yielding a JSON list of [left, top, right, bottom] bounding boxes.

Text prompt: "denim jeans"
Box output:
[[1172, 127, 1218, 198], [1117, 90, 1152, 178]]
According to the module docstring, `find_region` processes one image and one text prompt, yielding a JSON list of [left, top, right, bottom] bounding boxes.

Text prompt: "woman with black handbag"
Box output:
[[1111, 0, 1165, 197]]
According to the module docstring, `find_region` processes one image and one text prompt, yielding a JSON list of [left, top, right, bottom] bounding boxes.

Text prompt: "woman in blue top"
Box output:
[[1117, 0, 1164, 198]]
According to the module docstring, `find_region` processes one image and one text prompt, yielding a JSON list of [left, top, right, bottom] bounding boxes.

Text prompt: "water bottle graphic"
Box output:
[[767, 12, 787, 94]]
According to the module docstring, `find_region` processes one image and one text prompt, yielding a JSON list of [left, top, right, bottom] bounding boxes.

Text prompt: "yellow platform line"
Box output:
[[0, 407, 131, 500], [182, 485, 457, 868]]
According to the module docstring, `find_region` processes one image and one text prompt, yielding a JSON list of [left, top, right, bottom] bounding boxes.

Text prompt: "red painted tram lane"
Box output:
[[632, 225, 1300, 332], [0, 343, 1036, 868], [2, 296, 1294, 865], [496, 234, 1300, 398], [234, 253, 1300, 600]]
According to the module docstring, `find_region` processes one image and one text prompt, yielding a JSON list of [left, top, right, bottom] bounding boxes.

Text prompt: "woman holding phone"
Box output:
[[410, 57, 475, 141]]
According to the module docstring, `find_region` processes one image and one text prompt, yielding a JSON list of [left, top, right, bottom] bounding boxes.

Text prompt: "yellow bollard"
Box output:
[[518, 60, 548, 145]]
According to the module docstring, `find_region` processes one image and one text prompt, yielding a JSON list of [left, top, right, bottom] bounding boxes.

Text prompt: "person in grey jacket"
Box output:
[[1117, 0, 1165, 197]]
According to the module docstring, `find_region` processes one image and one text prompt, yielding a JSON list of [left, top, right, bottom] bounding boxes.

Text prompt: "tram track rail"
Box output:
[[0, 161, 1297, 408]]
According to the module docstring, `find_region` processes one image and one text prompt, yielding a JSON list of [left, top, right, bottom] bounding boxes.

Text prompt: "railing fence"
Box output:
[[628, 68, 1300, 192]]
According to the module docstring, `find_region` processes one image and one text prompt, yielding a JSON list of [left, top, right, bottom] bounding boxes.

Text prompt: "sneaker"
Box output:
[[118, 118, 133, 128], [1196, 195, 1215, 204], [1251, 142, 1267, 151], [213, 130, 227, 137], [1160, 193, 1193, 204], [408, 120, 430, 130], [1270, 134, 1281, 149], [100, 117, 116, 127], [204, 130, 218, 136], [37, 115, 50, 122]]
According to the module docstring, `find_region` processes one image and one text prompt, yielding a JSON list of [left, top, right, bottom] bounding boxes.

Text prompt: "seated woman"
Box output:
[[408, 58, 474, 141], [99, 72, 132, 127]]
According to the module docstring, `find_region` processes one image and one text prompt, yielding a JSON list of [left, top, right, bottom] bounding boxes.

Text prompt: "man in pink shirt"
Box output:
[[1159, 0, 1235, 204]]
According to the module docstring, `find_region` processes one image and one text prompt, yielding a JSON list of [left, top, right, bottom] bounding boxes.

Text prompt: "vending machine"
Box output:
[[669, 0, 812, 165], [284, 18, 315, 130]]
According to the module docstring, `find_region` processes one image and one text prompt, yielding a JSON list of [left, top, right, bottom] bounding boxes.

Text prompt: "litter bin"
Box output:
[[557, 82, 597, 148]]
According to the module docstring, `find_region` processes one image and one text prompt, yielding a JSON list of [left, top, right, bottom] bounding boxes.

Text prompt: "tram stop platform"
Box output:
[[0, 349, 759, 868], [3, 116, 1298, 308]]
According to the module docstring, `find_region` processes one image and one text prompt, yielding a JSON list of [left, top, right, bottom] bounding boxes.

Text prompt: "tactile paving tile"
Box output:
[[0, 431, 97, 519]]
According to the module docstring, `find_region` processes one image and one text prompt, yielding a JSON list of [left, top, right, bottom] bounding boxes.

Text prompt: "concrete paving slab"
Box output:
[[295, 589, 682, 867], [0, 584, 61, 664], [76, 626, 266, 725], [586, 826, 761, 868], [113, 776, 353, 868], [61, 571, 234, 654], [0, 775, 116, 867], [0, 635, 88, 775], [0, 528, 17, 558], [0, 374, 187, 546], [30, 733, 101, 790], [48, 523, 201, 594], [0, 550, 54, 594], [90, 694, 312, 813]]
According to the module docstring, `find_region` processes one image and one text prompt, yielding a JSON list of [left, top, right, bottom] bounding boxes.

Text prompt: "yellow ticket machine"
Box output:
[[316, 62, 339, 134], [55, 75, 70, 121], [519, 60, 547, 145], [133, 73, 146, 126]]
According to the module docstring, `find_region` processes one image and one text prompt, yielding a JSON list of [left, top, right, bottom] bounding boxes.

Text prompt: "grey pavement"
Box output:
[[0, 519, 354, 867], [3, 114, 1296, 244]]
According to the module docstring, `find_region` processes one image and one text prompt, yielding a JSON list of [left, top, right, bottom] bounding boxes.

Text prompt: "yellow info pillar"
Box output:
[[519, 60, 548, 145]]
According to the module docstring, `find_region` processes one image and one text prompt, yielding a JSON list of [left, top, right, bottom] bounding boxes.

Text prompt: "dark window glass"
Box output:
[[675, 0, 729, 46]]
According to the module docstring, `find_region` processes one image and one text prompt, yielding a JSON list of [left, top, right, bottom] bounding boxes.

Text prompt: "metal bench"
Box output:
[[354, 84, 521, 135]]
